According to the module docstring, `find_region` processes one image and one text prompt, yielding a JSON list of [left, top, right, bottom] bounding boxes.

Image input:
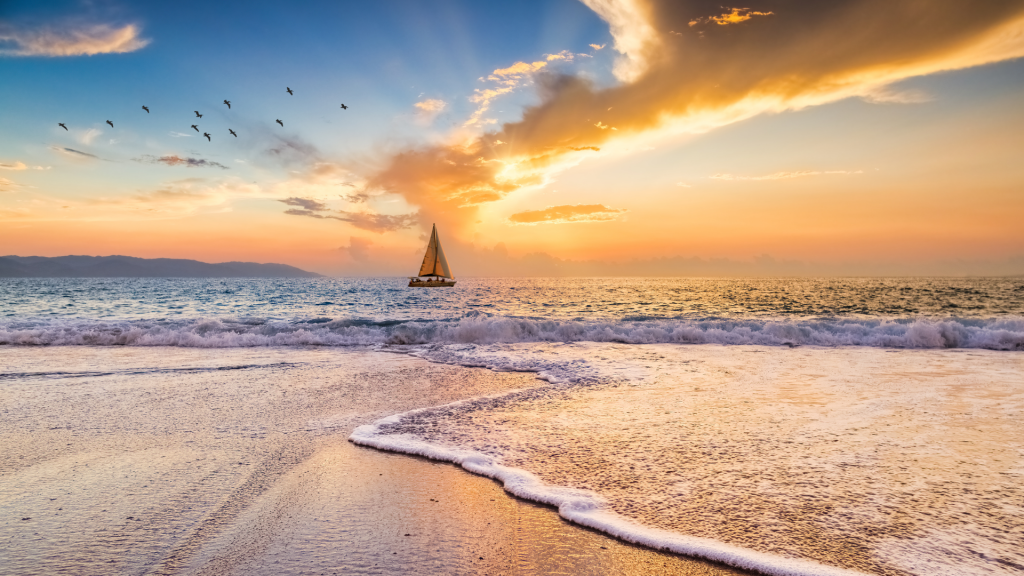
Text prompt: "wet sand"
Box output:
[[0, 346, 746, 575]]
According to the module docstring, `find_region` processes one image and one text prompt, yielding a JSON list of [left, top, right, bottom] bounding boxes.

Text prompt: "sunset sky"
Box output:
[[3, 0, 1024, 276]]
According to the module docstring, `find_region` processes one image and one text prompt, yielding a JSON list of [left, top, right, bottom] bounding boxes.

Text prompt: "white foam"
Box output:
[[350, 415, 867, 576], [2, 315, 1022, 350]]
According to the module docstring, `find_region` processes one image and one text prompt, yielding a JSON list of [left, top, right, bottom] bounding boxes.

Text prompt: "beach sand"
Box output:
[[0, 346, 745, 575]]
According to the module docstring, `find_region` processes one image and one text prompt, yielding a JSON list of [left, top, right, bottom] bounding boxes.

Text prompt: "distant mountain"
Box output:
[[0, 255, 321, 278]]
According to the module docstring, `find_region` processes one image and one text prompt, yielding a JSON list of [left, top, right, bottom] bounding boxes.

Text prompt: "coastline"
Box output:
[[350, 343, 1024, 576], [0, 345, 750, 575]]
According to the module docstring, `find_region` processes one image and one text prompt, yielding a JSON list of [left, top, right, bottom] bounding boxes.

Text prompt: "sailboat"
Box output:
[[409, 224, 456, 287]]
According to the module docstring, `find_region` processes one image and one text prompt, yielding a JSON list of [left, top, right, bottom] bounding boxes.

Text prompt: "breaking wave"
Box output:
[[2, 314, 1023, 350]]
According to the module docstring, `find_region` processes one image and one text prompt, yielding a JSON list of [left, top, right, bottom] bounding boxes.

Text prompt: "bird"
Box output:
[[106, 120, 114, 128], [286, 87, 293, 95], [58, 123, 68, 131], [276, 119, 283, 127], [224, 100, 231, 109], [229, 129, 237, 137], [203, 132, 211, 142], [191, 124, 199, 132], [340, 103, 348, 110], [195, 111, 203, 118], [142, 105, 150, 113]]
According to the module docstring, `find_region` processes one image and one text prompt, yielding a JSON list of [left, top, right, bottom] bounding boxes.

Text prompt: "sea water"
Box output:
[[2, 277, 1023, 349], [2, 277, 1023, 575]]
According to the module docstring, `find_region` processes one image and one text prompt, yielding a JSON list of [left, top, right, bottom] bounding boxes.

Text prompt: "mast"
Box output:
[[417, 224, 454, 279]]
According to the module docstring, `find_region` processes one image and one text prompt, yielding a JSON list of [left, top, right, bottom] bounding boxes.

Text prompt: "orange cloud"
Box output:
[[414, 98, 448, 125], [689, 7, 774, 27], [365, 0, 1024, 243], [546, 50, 576, 62], [490, 60, 548, 82], [710, 170, 863, 181], [342, 236, 374, 262], [466, 60, 550, 127], [509, 204, 626, 224], [414, 99, 447, 113], [0, 23, 150, 57], [466, 49, 588, 127]]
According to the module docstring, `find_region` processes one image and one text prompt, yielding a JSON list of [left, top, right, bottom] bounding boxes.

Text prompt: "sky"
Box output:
[[2, 0, 1024, 276]]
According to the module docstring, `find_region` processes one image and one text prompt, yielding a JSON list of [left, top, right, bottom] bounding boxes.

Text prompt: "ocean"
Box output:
[[2, 277, 1023, 575]]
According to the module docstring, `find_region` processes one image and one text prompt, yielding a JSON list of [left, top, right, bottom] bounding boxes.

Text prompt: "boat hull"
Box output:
[[408, 279, 456, 288]]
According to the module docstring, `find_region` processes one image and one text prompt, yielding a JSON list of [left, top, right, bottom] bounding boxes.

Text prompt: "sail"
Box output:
[[417, 224, 454, 278]]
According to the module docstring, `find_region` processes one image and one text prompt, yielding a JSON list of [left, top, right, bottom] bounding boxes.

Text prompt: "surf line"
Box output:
[[350, 415, 866, 576]]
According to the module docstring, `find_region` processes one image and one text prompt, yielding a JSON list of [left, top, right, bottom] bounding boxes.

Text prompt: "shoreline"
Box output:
[[350, 404, 863, 576], [0, 345, 752, 575]]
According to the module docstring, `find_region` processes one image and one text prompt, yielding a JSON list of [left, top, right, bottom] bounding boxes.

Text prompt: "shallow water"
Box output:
[[3, 278, 1023, 350], [0, 346, 743, 576], [355, 344, 1024, 576]]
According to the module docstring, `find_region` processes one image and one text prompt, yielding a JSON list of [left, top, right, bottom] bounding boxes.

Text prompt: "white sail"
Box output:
[[417, 224, 454, 278]]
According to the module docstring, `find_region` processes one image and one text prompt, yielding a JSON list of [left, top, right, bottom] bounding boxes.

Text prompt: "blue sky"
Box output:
[[2, 0, 1023, 275], [1, 0, 611, 154]]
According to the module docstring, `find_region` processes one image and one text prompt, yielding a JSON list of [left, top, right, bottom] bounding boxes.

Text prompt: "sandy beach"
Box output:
[[0, 346, 745, 575]]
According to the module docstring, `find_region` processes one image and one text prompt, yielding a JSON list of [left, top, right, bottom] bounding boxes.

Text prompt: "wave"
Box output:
[[351, 412, 866, 576], [1, 314, 1023, 350]]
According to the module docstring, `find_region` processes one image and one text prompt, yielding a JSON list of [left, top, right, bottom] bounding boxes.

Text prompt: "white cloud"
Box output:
[[0, 23, 150, 57], [78, 128, 101, 145], [579, 0, 660, 81]]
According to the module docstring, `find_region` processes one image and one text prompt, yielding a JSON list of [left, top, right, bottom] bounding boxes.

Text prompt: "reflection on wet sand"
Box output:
[[367, 344, 1024, 575], [0, 346, 744, 575]]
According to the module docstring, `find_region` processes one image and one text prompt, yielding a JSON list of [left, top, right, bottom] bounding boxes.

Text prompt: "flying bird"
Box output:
[[286, 87, 293, 95], [276, 119, 283, 127], [142, 105, 150, 113], [106, 120, 114, 128], [229, 129, 237, 137], [340, 103, 348, 110], [224, 100, 231, 109], [203, 132, 211, 142], [191, 124, 199, 132], [195, 111, 203, 118], [58, 123, 67, 131]]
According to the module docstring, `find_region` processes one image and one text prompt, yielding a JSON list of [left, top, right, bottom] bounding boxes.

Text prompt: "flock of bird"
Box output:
[[57, 87, 350, 143]]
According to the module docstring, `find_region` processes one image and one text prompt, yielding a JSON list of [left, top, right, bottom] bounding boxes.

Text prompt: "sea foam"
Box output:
[[2, 315, 1023, 350], [350, 344, 1024, 576], [351, 413, 867, 576]]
